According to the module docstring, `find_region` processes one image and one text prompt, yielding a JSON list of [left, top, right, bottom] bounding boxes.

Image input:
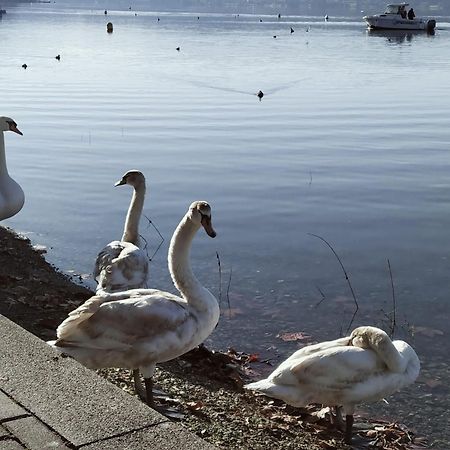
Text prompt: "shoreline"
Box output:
[[0, 225, 423, 449]]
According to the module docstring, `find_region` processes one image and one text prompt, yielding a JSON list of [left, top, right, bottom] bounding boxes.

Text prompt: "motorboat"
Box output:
[[363, 3, 436, 32]]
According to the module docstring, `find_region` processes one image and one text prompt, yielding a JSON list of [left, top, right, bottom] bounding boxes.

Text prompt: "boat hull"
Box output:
[[364, 15, 436, 32]]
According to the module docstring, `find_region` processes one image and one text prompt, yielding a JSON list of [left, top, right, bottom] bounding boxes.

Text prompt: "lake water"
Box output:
[[1, 3, 449, 446]]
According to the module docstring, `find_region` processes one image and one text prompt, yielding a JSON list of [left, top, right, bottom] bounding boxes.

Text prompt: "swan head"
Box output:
[[0, 117, 23, 135], [114, 170, 145, 188], [350, 326, 389, 349], [188, 201, 216, 238]]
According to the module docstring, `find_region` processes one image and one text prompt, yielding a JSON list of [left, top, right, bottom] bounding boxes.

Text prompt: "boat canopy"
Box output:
[[385, 3, 409, 14]]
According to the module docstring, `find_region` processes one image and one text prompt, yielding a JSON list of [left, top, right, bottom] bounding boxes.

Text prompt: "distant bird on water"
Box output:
[[273, 35, 277, 38], [256, 90, 264, 100], [290, 27, 294, 33], [21, 64, 27, 69], [104, 10, 107, 15], [55, 54, 60, 61], [176, 47, 180, 51]]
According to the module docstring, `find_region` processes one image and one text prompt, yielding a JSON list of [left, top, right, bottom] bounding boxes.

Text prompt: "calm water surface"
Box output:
[[1, 3, 449, 445]]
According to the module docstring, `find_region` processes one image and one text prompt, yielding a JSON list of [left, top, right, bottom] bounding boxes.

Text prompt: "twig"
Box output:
[[387, 258, 397, 339], [314, 285, 326, 308], [226, 266, 233, 314], [216, 252, 222, 304], [141, 214, 165, 261], [308, 233, 359, 335]]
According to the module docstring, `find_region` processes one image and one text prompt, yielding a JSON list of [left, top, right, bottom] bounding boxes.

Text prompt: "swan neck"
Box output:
[[121, 183, 145, 245], [0, 132, 8, 176], [168, 216, 203, 300], [370, 333, 406, 373]]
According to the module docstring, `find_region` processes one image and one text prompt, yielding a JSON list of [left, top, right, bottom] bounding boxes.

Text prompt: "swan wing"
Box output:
[[94, 241, 149, 291], [55, 289, 191, 351]]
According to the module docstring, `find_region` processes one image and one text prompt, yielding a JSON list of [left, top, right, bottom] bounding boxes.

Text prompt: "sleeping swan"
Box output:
[[94, 170, 148, 293], [245, 326, 420, 443], [49, 201, 220, 408], [0, 116, 24, 220]]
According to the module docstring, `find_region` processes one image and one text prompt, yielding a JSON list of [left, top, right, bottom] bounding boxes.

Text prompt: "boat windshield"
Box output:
[[384, 4, 408, 14]]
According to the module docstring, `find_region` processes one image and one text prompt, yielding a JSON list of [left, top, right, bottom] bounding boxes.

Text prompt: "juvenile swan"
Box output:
[[49, 201, 220, 408], [0, 116, 24, 220], [245, 326, 420, 443], [94, 170, 148, 292]]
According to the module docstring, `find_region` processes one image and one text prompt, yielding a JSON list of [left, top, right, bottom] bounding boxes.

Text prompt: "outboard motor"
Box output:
[[427, 19, 436, 33]]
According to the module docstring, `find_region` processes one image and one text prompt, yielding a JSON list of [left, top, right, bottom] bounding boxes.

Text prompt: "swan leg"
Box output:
[[144, 377, 155, 407], [345, 414, 354, 444], [332, 406, 345, 431]]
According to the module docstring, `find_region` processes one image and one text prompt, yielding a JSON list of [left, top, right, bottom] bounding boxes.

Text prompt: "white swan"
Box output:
[[0, 116, 24, 220], [49, 201, 220, 408], [94, 170, 149, 293], [245, 326, 420, 443]]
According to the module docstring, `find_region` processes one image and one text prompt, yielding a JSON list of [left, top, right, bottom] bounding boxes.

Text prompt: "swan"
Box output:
[[0, 116, 24, 221], [49, 201, 220, 408], [245, 326, 420, 443], [94, 170, 149, 293]]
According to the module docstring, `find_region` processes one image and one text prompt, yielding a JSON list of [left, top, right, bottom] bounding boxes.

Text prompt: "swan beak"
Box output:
[[201, 216, 216, 238], [114, 178, 126, 186], [10, 125, 23, 136]]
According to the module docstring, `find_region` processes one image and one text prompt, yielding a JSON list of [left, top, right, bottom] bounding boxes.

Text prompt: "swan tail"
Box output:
[[244, 378, 276, 393]]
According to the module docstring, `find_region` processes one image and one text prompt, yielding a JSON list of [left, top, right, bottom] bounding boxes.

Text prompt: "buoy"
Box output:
[[107, 22, 113, 33], [176, 47, 180, 51], [104, 10, 107, 15], [256, 90, 264, 100], [290, 27, 294, 33]]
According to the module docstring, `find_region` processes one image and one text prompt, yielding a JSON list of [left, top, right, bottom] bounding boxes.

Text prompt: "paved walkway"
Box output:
[[0, 315, 216, 450]]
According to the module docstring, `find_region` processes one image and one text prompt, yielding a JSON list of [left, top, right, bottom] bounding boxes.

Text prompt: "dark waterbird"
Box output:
[[21, 64, 27, 69], [174, 77, 305, 102], [55, 54, 60, 61]]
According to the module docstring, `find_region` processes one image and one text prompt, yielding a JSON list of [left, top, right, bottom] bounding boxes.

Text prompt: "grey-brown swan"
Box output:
[[49, 201, 220, 408], [0, 116, 24, 220], [245, 326, 420, 443], [94, 170, 148, 293]]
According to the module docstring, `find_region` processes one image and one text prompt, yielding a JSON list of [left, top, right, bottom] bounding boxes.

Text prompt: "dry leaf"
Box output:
[[277, 331, 312, 342]]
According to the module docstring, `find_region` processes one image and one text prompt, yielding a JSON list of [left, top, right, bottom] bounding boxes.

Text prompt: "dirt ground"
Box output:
[[0, 226, 426, 450]]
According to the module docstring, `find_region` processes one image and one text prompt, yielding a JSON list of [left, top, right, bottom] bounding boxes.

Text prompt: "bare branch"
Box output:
[[387, 258, 397, 339], [216, 252, 222, 304], [141, 214, 165, 261], [308, 233, 359, 335]]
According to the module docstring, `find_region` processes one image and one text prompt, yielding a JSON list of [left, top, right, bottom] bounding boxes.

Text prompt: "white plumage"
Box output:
[[245, 326, 420, 443], [49, 201, 220, 407], [0, 116, 24, 221], [94, 170, 148, 293]]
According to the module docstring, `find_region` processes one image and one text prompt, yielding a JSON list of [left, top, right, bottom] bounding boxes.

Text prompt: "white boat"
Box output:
[[363, 3, 436, 32]]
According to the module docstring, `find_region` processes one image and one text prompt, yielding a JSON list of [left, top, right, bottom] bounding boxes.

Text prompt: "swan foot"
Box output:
[[344, 414, 354, 444]]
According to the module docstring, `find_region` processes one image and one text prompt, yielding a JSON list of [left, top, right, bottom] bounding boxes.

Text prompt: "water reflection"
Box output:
[[366, 28, 435, 44]]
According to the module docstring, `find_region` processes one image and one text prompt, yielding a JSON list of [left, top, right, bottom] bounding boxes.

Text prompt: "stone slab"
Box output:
[[4, 416, 71, 450], [0, 439, 25, 450], [0, 315, 167, 447], [0, 390, 29, 422], [81, 421, 217, 450], [0, 423, 11, 438]]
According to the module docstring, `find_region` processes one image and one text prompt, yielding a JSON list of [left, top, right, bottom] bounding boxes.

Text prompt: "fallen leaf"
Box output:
[[413, 326, 444, 337], [277, 331, 312, 342]]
